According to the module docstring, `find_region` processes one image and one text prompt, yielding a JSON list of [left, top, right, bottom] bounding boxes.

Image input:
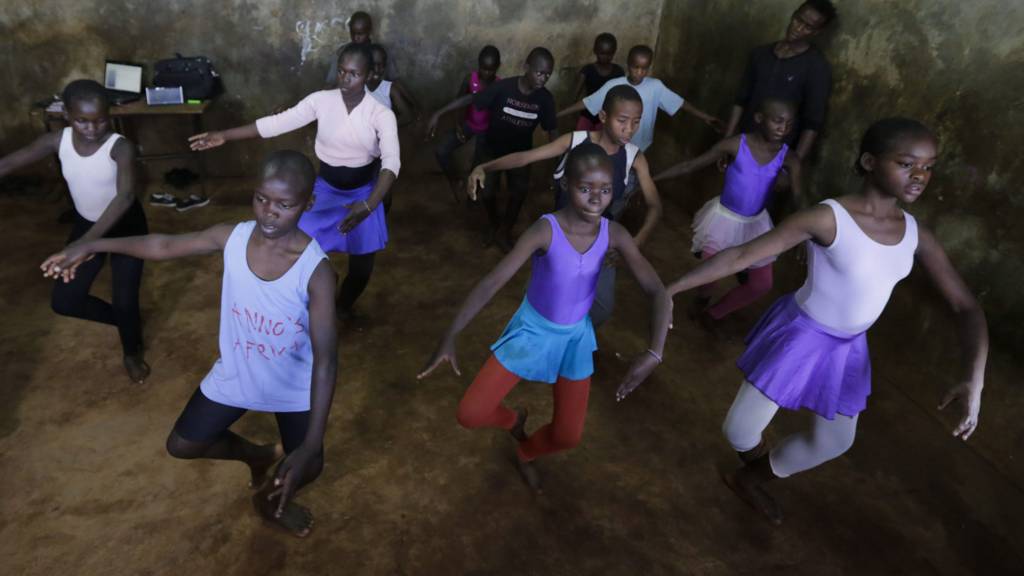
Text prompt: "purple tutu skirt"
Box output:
[[298, 176, 387, 255], [691, 196, 775, 268], [737, 294, 871, 419]]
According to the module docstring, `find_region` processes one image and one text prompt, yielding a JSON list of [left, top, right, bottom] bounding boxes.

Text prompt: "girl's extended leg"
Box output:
[[337, 252, 376, 316], [516, 375, 591, 461], [456, 355, 521, 431], [769, 411, 858, 478], [167, 389, 283, 488], [708, 263, 773, 320]]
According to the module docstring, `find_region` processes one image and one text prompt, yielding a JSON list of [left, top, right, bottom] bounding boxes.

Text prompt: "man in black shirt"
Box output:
[[470, 47, 559, 251], [723, 0, 837, 160]]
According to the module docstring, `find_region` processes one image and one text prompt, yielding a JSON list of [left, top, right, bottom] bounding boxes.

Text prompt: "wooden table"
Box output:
[[33, 100, 212, 196]]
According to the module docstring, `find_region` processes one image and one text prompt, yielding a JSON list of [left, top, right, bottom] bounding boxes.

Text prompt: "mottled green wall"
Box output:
[[0, 0, 664, 174], [652, 0, 1024, 352]]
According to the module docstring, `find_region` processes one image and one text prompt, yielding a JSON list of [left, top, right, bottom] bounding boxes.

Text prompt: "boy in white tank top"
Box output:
[[43, 151, 338, 538], [659, 118, 988, 525], [0, 79, 150, 383]]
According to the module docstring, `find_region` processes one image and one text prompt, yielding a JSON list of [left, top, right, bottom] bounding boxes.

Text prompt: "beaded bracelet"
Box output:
[[646, 348, 663, 364]]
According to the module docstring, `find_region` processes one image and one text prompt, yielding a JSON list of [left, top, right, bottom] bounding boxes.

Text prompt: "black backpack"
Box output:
[[153, 53, 222, 100]]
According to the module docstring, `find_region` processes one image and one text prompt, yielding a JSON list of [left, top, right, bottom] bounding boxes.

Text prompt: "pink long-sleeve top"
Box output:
[[255, 89, 401, 176]]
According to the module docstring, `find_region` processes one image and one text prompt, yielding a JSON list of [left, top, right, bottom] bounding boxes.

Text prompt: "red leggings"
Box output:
[[698, 249, 774, 319], [457, 355, 591, 462]]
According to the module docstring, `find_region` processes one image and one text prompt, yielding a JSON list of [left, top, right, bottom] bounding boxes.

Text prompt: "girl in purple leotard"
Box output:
[[418, 143, 671, 491], [655, 99, 804, 322]]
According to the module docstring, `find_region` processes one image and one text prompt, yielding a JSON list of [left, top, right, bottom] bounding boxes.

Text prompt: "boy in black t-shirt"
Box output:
[[469, 47, 559, 252]]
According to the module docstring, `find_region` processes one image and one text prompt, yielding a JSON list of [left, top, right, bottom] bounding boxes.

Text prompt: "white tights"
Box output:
[[722, 381, 859, 478]]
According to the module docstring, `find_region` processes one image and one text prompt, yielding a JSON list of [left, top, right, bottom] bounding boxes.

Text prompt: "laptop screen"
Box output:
[[104, 62, 143, 93]]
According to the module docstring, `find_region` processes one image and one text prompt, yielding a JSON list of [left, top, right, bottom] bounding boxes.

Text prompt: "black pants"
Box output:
[[434, 122, 484, 182], [51, 201, 147, 355], [174, 388, 317, 455], [337, 252, 375, 313], [475, 143, 531, 231]]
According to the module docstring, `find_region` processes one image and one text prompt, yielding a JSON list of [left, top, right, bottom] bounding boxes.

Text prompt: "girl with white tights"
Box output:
[[655, 118, 989, 525]]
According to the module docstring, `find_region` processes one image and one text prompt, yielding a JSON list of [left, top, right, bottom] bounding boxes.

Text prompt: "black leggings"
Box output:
[[51, 201, 148, 356], [475, 144, 531, 231], [174, 388, 316, 455], [337, 252, 376, 313]]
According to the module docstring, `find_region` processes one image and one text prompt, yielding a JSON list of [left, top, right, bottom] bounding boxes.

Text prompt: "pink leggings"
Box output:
[[698, 249, 773, 319], [457, 355, 591, 461]]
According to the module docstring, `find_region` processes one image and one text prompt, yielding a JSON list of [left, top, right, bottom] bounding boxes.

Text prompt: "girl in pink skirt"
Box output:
[[655, 99, 803, 322]]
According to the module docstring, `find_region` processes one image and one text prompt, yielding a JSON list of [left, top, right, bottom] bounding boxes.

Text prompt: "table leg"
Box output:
[[192, 114, 208, 198]]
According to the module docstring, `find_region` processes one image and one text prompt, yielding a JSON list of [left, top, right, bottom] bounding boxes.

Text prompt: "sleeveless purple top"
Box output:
[[526, 214, 610, 325], [720, 135, 788, 217]]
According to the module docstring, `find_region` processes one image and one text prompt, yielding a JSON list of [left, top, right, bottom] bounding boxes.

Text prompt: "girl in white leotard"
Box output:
[[654, 118, 989, 525]]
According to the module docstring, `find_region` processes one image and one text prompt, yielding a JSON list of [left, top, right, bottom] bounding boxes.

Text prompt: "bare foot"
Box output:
[[253, 491, 315, 538], [123, 354, 150, 384], [248, 443, 285, 489], [510, 408, 528, 442], [721, 468, 783, 525], [515, 458, 543, 492]]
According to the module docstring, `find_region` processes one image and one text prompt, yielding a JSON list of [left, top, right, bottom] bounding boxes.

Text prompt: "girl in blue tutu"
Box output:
[[660, 118, 988, 524]]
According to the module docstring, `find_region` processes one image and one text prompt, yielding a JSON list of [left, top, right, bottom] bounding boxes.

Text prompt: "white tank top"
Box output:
[[58, 127, 122, 222], [369, 80, 393, 109], [795, 199, 918, 334], [200, 221, 328, 412]]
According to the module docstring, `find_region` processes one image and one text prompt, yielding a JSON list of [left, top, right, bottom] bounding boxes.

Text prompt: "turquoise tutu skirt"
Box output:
[[491, 297, 597, 383]]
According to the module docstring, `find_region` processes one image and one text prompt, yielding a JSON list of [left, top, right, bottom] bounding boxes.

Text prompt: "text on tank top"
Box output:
[[199, 221, 329, 412], [58, 127, 122, 222], [526, 214, 610, 325], [719, 134, 788, 217], [795, 199, 918, 334]]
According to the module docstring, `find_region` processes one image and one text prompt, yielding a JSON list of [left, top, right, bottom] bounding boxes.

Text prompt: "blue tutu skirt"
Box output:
[[737, 294, 871, 419], [491, 297, 597, 384], [299, 176, 387, 255]]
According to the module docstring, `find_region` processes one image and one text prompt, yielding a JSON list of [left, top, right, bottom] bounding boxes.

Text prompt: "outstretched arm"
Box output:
[[417, 219, 550, 379], [556, 100, 586, 118], [0, 132, 60, 178], [653, 136, 739, 182], [42, 223, 235, 281], [782, 153, 806, 210], [667, 203, 834, 297], [681, 101, 722, 132], [466, 133, 574, 200], [426, 93, 474, 139], [268, 260, 338, 516], [188, 123, 260, 151], [916, 226, 988, 440], [608, 223, 671, 400], [627, 154, 662, 248]]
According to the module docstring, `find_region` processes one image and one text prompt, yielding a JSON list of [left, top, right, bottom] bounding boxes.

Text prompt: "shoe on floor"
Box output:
[[176, 194, 210, 212], [149, 193, 178, 207]]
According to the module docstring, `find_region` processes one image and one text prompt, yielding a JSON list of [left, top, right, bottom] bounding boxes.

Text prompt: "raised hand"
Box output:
[[417, 338, 460, 379], [40, 241, 95, 283], [615, 351, 661, 401], [466, 166, 486, 201], [188, 131, 227, 151], [938, 380, 982, 440]]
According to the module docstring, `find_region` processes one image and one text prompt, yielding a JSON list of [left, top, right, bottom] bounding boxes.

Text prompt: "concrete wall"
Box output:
[[0, 0, 664, 175], [651, 0, 1024, 353]]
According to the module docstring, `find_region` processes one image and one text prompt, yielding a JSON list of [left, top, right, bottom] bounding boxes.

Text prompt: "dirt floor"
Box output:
[[1, 146, 1022, 576]]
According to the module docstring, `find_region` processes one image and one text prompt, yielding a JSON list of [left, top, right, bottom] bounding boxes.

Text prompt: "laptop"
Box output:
[[103, 61, 143, 105]]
